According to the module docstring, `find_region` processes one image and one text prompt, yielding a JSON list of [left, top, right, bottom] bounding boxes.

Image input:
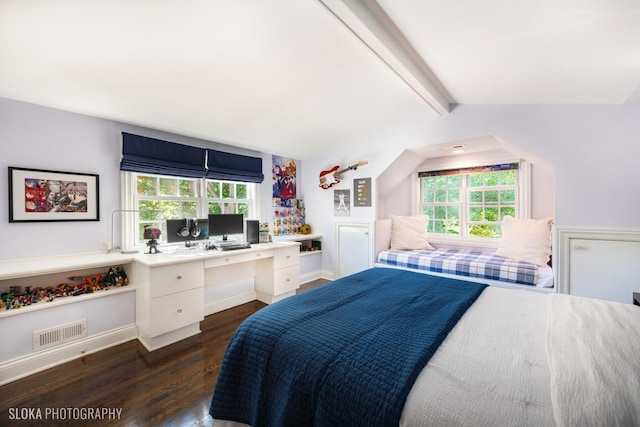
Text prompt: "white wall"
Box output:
[[2, 97, 639, 274], [0, 97, 268, 261], [301, 103, 640, 273]]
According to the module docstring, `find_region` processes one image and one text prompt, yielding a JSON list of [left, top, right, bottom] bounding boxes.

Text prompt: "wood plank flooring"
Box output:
[[1, 279, 328, 426]]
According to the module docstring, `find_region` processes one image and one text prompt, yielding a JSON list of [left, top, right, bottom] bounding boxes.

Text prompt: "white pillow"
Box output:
[[390, 215, 434, 251], [495, 216, 553, 266]]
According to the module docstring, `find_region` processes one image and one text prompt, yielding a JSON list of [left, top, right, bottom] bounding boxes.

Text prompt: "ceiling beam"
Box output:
[[318, 0, 452, 115]]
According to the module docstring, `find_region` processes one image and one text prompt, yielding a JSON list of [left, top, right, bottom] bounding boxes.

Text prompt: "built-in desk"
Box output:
[[0, 242, 300, 384], [134, 242, 300, 351]]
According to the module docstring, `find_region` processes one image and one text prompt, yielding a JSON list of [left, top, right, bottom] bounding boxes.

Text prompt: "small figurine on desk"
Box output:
[[143, 226, 162, 254]]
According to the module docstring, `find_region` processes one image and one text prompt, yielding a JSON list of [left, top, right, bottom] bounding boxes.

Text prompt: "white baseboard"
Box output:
[[204, 290, 257, 316], [301, 270, 334, 284], [300, 271, 322, 284], [0, 325, 138, 386], [319, 269, 335, 281]]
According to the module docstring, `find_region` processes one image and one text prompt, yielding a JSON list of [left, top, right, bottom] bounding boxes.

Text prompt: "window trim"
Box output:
[[412, 159, 530, 248]]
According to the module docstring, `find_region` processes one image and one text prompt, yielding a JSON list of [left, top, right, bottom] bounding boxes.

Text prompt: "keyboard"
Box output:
[[219, 242, 251, 251]]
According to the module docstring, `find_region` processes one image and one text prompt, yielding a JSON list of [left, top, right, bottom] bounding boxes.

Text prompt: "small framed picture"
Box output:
[[334, 189, 351, 216], [8, 167, 100, 222], [354, 177, 372, 207]]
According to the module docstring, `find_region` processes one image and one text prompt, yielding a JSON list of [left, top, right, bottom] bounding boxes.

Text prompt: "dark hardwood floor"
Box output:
[[1, 279, 329, 426]]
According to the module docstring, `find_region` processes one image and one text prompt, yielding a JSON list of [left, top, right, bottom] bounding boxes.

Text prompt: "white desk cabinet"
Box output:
[[136, 242, 300, 350], [273, 234, 322, 283], [257, 244, 300, 302], [135, 260, 204, 351]]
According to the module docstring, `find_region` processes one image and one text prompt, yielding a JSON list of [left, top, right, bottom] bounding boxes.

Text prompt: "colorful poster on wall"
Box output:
[[272, 155, 297, 201]]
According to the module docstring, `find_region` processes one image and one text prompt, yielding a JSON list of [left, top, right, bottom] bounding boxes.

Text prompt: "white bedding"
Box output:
[[401, 287, 640, 426], [214, 287, 640, 426], [547, 293, 640, 427], [536, 265, 554, 288], [401, 287, 554, 426]]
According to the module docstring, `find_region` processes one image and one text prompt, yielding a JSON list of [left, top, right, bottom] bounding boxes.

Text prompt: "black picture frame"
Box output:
[[8, 167, 100, 222]]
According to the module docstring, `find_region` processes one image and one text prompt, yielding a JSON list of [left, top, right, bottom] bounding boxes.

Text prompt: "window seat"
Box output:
[[374, 219, 555, 292]]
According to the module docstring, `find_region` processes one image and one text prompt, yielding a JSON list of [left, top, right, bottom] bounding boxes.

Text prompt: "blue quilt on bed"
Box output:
[[209, 268, 487, 427]]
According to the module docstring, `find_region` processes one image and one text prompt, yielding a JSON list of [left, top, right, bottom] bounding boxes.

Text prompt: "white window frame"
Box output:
[[412, 159, 530, 248], [117, 172, 258, 251]]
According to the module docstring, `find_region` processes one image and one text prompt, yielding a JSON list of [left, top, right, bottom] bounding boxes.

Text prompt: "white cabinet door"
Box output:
[[335, 222, 373, 278], [569, 238, 640, 304]]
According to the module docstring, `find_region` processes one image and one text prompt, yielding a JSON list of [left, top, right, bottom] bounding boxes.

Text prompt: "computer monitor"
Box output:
[[166, 218, 209, 243], [208, 213, 244, 241]]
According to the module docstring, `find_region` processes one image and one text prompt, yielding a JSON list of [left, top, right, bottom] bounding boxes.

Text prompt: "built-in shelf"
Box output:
[[0, 286, 135, 319], [0, 252, 136, 318], [273, 234, 322, 256], [273, 233, 322, 242], [0, 252, 135, 281]]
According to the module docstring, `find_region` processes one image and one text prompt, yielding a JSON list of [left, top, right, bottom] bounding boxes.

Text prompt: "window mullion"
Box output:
[[461, 174, 469, 238]]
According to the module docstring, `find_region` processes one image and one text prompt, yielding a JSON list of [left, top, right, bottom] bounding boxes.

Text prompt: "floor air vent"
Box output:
[[33, 319, 88, 352]]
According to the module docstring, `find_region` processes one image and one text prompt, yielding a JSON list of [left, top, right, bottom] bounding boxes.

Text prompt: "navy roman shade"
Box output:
[[120, 133, 207, 178], [120, 133, 264, 183], [206, 149, 264, 183]]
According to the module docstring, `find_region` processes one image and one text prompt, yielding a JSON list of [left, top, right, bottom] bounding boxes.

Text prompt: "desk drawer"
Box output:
[[204, 250, 273, 268], [274, 246, 299, 269], [150, 261, 204, 298], [273, 265, 299, 295], [149, 288, 204, 337]]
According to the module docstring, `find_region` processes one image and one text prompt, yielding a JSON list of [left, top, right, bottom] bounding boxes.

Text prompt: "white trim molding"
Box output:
[[556, 227, 640, 295]]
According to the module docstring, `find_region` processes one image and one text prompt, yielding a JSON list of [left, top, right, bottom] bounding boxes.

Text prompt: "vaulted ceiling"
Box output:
[[1, 0, 638, 159]]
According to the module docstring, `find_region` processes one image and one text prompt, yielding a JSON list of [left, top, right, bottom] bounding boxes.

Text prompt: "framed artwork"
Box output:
[[354, 177, 372, 207], [8, 167, 100, 222], [334, 189, 351, 216]]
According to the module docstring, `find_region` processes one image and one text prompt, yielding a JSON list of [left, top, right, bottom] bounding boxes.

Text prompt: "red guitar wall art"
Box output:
[[319, 161, 368, 189]]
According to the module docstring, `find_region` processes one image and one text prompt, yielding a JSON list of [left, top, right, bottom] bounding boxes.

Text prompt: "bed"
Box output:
[[374, 216, 555, 291], [209, 267, 640, 426]]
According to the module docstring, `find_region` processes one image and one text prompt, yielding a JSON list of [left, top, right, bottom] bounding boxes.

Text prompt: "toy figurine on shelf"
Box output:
[[143, 226, 161, 254], [103, 266, 129, 287]]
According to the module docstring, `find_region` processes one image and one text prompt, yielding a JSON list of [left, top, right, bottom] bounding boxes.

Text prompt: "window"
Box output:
[[125, 172, 257, 246], [418, 162, 524, 241]]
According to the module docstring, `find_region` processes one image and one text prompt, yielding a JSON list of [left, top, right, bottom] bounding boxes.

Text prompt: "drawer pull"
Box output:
[[286, 278, 290, 282], [177, 275, 183, 280], [256, 253, 261, 257], [286, 255, 290, 259], [177, 308, 183, 314], [225, 258, 230, 262]]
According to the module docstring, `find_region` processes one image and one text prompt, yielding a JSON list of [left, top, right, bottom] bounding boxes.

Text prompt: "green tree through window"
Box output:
[[419, 163, 519, 239]]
